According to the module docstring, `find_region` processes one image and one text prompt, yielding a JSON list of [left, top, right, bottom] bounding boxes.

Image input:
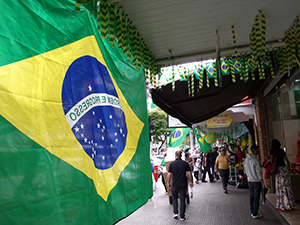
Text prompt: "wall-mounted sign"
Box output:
[[207, 114, 233, 128]]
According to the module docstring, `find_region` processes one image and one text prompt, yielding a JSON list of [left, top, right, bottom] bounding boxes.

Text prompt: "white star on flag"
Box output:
[[74, 126, 80, 132]]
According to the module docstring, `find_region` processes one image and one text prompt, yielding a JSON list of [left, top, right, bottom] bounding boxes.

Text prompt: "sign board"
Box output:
[[168, 115, 188, 128], [207, 114, 233, 128]]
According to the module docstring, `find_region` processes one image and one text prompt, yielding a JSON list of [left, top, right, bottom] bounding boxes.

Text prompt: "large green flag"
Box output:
[[168, 128, 190, 147], [0, 1, 151, 224], [193, 128, 212, 153]]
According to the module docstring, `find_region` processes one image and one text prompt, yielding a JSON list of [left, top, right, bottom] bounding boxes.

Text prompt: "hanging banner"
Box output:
[[0, 1, 151, 224], [207, 114, 233, 128]]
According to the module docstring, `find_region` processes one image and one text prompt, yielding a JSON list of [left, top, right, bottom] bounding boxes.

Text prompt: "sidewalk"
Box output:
[[267, 193, 300, 225], [117, 177, 298, 225]]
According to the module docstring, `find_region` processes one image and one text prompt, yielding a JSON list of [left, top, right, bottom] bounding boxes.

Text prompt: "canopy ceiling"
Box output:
[[106, 0, 299, 126], [151, 70, 268, 127], [109, 0, 299, 66]]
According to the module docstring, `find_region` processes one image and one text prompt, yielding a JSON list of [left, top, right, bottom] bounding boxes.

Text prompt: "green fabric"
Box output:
[[0, 1, 151, 224], [261, 53, 272, 69], [205, 63, 216, 78], [161, 159, 166, 167], [193, 128, 211, 153], [232, 58, 244, 74], [221, 60, 230, 75], [168, 128, 190, 147]]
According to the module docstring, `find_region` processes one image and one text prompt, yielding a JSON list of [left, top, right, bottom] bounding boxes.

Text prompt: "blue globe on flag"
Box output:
[[62, 56, 128, 170]]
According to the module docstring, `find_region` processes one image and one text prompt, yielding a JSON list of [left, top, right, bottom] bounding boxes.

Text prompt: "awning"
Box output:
[[151, 71, 268, 127]]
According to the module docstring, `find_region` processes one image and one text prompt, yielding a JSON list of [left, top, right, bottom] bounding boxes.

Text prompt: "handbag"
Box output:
[[269, 157, 277, 175], [262, 154, 277, 178]]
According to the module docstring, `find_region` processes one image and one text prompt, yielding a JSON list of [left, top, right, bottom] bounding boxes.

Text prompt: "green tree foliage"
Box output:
[[149, 110, 171, 149]]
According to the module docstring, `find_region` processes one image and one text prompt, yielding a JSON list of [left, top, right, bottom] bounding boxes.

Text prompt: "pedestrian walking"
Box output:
[[210, 147, 218, 180], [202, 150, 214, 182], [167, 150, 194, 221], [244, 146, 266, 219], [193, 157, 201, 184], [215, 148, 230, 193]]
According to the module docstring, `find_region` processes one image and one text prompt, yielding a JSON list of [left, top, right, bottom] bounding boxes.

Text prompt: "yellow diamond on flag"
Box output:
[[234, 60, 242, 72], [0, 35, 144, 201]]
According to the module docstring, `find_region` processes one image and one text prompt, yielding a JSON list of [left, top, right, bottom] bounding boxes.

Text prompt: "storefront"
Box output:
[[259, 67, 300, 199], [263, 67, 300, 167]]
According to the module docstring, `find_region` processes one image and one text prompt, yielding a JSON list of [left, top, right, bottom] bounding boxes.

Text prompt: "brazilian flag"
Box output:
[[192, 128, 211, 153], [245, 55, 256, 72], [220, 60, 230, 75], [194, 65, 204, 79], [232, 58, 244, 74], [205, 63, 216, 78], [168, 128, 190, 147], [179, 71, 190, 81], [0, 1, 151, 224], [261, 53, 272, 69]]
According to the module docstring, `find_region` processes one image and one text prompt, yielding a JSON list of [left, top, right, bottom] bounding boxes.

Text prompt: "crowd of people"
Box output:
[[159, 140, 296, 221]]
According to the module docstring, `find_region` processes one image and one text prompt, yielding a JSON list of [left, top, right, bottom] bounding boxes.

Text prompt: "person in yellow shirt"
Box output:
[[215, 148, 230, 193]]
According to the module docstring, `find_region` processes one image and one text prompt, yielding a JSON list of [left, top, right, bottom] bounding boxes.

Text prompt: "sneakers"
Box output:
[[251, 213, 263, 219], [180, 217, 186, 221], [173, 214, 178, 219]]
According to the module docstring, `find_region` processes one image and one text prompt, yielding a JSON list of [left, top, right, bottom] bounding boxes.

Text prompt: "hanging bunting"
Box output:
[[249, 27, 257, 60], [205, 63, 216, 78], [260, 10, 266, 53], [136, 35, 142, 69], [132, 29, 139, 68], [216, 30, 221, 87], [231, 25, 238, 57], [122, 14, 127, 55], [285, 27, 297, 68], [232, 58, 243, 75], [100, 0, 109, 39], [180, 66, 189, 81], [194, 64, 204, 89], [206, 68, 210, 88], [109, 3, 115, 47], [254, 14, 262, 57], [239, 55, 244, 81], [220, 60, 230, 76], [229, 57, 236, 83], [187, 69, 191, 97], [243, 55, 249, 82], [258, 57, 265, 79], [115, 7, 122, 48], [244, 55, 255, 80], [172, 66, 175, 91], [191, 69, 195, 97], [261, 53, 272, 69], [269, 51, 275, 78], [241, 55, 248, 82]]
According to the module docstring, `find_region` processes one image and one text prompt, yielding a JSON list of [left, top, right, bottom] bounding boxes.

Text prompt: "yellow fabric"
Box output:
[[0, 35, 144, 201], [216, 155, 229, 170]]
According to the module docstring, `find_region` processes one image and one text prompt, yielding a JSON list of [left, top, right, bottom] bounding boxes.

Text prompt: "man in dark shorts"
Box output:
[[167, 150, 194, 221]]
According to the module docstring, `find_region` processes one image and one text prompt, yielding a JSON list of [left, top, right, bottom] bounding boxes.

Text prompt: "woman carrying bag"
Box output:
[[270, 139, 295, 211]]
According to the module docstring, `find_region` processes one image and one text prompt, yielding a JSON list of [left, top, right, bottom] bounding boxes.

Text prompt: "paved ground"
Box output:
[[117, 177, 289, 225]]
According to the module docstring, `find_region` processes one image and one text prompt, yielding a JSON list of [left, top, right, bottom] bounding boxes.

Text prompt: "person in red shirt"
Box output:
[[235, 146, 245, 164]]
